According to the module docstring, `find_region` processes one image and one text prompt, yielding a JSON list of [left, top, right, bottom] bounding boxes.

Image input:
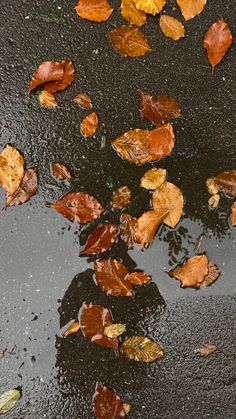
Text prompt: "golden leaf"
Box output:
[[39, 90, 58, 107], [80, 112, 98, 137], [160, 15, 185, 41], [206, 178, 218, 195], [104, 323, 126, 338], [122, 335, 164, 362], [177, 0, 207, 21], [123, 404, 131, 414], [208, 194, 220, 208], [0, 145, 24, 195], [133, 0, 166, 15], [121, 0, 146, 26], [63, 321, 80, 337], [152, 181, 184, 228], [0, 389, 21, 414], [140, 168, 166, 190], [109, 26, 151, 57], [232, 202, 236, 227], [75, 0, 113, 22]]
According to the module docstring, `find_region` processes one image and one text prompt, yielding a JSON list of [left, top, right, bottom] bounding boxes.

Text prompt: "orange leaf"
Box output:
[[139, 90, 181, 126], [120, 213, 138, 248], [6, 167, 37, 207], [111, 186, 131, 210], [147, 123, 175, 161], [109, 26, 151, 57], [44, 60, 75, 94], [204, 19, 232, 71], [51, 163, 72, 181], [39, 90, 58, 107], [177, 0, 207, 21], [133, 0, 166, 15], [80, 224, 117, 255], [75, 0, 113, 22], [207, 170, 236, 197], [112, 129, 151, 164], [0, 145, 24, 195], [160, 15, 185, 41], [135, 209, 168, 247], [121, 0, 146, 26], [80, 112, 98, 137], [28, 60, 75, 94], [93, 383, 126, 419], [74, 92, 93, 109], [126, 271, 151, 285], [63, 321, 80, 337], [140, 168, 167, 190], [232, 202, 236, 227], [94, 258, 133, 297], [152, 181, 184, 228]]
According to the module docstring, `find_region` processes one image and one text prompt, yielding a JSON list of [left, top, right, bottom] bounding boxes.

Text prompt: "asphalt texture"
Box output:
[[0, 0, 236, 418]]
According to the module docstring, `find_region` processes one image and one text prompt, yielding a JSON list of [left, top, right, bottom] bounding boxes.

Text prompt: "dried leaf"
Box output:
[[194, 343, 217, 357], [51, 192, 104, 223], [75, 0, 113, 22], [0, 349, 6, 360], [140, 90, 181, 126], [140, 168, 166, 190], [133, 0, 166, 15], [112, 129, 150, 164], [28, 60, 75, 94], [126, 271, 151, 285], [123, 404, 131, 414], [94, 258, 133, 297], [147, 123, 175, 161], [80, 112, 98, 137], [0, 389, 21, 414], [80, 304, 118, 349], [39, 90, 58, 107], [232, 202, 236, 227], [0, 145, 24, 195], [204, 19, 232, 71], [74, 92, 93, 109], [160, 15, 185, 41], [135, 209, 168, 247], [120, 213, 138, 248], [80, 224, 117, 255], [104, 324, 126, 338], [207, 170, 236, 197], [63, 321, 80, 337], [202, 262, 220, 286], [208, 194, 220, 208], [51, 163, 72, 181], [111, 186, 131, 210], [206, 178, 218, 195], [109, 26, 151, 57], [122, 336, 164, 362], [6, 168, 38, 207], [93, 383, 126, 419], [121, 0, 146, 26], [177, 0, 207, 21], [152, 181, 184, 228]]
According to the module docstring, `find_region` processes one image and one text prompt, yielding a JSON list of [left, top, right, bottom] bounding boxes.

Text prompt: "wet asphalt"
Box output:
[[0, 0, 236, 418]]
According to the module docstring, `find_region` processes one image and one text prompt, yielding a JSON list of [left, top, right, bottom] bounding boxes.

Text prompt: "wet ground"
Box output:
[[0, 0, 236, 418]]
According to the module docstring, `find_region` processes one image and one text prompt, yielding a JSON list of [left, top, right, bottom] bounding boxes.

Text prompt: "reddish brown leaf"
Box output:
[[75, 0, 113, 22], [93, 383, 126, 419], [204, 19, 232, 71], [63, 321, 80, 337], [232, 202, 236, 227], [133, 0, 166, 15], [140, 90, 181, 126], [80, 304, 118, 349], [39, 90, 58, 107], [207, 170, 236, 197], [147, 123, 175, 161], [121, 0, 146, 26], [112, 129, 151, 164], [160, 15, 185, 41], [28, 60, 75, 94], [51, 192, 104, 223], [51, 163, 72, 181], [80, 112, 98, 137], [202, 262, 220, 286], [94, 258, 133, 297], [135, 209, 168, 247], [152, 181, 184, 228], [109, 26, 151, 57], [177, 0, 207, 21], [80, 224, 117, 255], [120, 213, 138, 248], [126, 271, 151, 285], [111, 186, 131, 210], [6, 168, 37, 207], [44, 60, 75, 94], [74, 92, 93, 109], [0, 145, 24, 196], [194, 343, 218, 357]]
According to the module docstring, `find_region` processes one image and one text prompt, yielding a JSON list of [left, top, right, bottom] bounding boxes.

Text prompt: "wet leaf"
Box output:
[[51, 192, 104, 223], [80, 304, 118, 349], [206, 178, 218, 195], [133, 0, 166, 15], [147, 123, 175, 161], [152, 181, 184, 228], [112, 129, 151, 164], [111, 186, 131, 210], [94, 258, 133, 297], [51, 162, 72, 181], [80, 224, 117, 255], [135, 209, 168, 247], [160, 15, 185, 41], [6, 167, 38, 207], [123, 404, 131, 414], [207, 170, 236, 197], [39, 90, 58, 107], [232, 202, 236, 227], [202, 262, 220, 286], [104, 323, 126, 338], [194, 343, 217, 357], [140, 168, 166, 190], [74, 92, 93, 109], [204, 19, 232, 71], [80, 112, 98, 137], [0, 389, 21, 414], [93, 383, 126, 419], [122, 336, 164, 362], [126, 271, 151, 285], [208, 194, 220, 208], [0, 349, 6, 360], [121, 0, 146, 26], [0, 145, 24, 195], [120, 213, 138, 248], [75, 0, 113, 22], [109, 26, 151, 57], [63, 321, 80, 337], [177, 0, 207, 21], [28, 60, 75, 94], [140, 90, 181, 126]]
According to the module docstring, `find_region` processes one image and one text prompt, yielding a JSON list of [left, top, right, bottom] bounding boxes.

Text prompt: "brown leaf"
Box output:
[[202, 262, 220, 287], [177, 0, 207, 21], [80, 304, 118, 349], [133, 0, 166, 15], [6, 168, 37, 207], [0, 145, 24, 195], [140, 168, 167, 190], [93, 383, 126, 419], [80, 224, 117, 255], [39, 90, 58, 107], [51, 163, 72, 181], [104, 324, 126, 338], [140, 90, 181, 126], [204, 19, 232, 71], [232, 202, 236, 227], [28, 60, 75, 94], [123, 404, 131, 414], [121, 0, 146, 26], [111, 186, 131, 210], [122, 336, 164, 362], [208, 194, 220, 208], [206, 178, 218, 195], [51, 192, 104, 223], [160, 15, 185, 41], [63, 321, 80, 337], [126, 271, 151, 285], [75, 0, 113, 22], [194, 343, 217, 357], [109, 26, 151, 57], [152, 181, 184, 228], [44, 60, 75, 94], [120, 213, 138, 248], [74, 92, 93, 109], [112, 129, 151, 164], [207, 170, 236, 197], [94, 258, 133, 297], [135, 209, 168, 247], [147, 124, 175, 160], [80, 112, 98, 137]]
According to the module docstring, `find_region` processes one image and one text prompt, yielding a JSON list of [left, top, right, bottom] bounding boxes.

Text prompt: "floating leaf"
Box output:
[[0, 145, 24, 196], [75, 0, 113, 22], [112, 129, 150, 164], [112, 186, 131, 210], [126, 271, 151, 285], [63, 321, 80, 337], [204, 19, 232, 71], [140, 90, 181, 126], [39, 90, 58, 107], [135, 209, 168, 247], [74, 92, 93, 109], [80, 304, 118, 349], [140, 168, 166, 190], [51, 192, 104, 223], [121, 0, 146, 26], [194, 343, 217, 357], [80, 224, 117, 255], [104, 323, 126, 338], [160, 15, 185, 41], [122, 336, 164, 362], [0, 389, 21, 414], [133, 0, 166, 15], [147, 123, 175, 160], [120, 213, 138, 248], [94, 258, 133, 297], [208, 194, 220, 208], [28, 60, 75, 94], [232, 202, 236, 227], [109, 26, 151, 57], [93, 383, 127, 419], [207, 170, 236, 197], [6, 167, 37, 207], [152, 181, 184, 228], [177, 0, 207, 21], [51, 163, 72, 181], [80, 112, 98, 137]]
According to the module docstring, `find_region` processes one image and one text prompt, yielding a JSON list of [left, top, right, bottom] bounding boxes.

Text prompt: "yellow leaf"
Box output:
[[140, 168, 166, 190], [206, 178, 218, 195], [123, 404, 131, 414], [133, 0, 166, 15], [177, 0, 207, 21], [152, 181, 184, 228], [121, 0, 146, 26], [160, 15, 185, 41], [122, 335, 164, 362], [39, 90, 58, 107], [109, 26, 151, 57], [104, 323, 126, 338], [0, 145, 24, 195], [208, 194, 220, 208]]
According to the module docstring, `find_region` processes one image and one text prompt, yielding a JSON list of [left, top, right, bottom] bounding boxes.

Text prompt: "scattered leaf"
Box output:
[[75, 0, 113, 22], [139, 90, 181, 126], [111, 186, 131, 210], [80, 112, 98, 137], [194, 343, 217, 357], [206, 178, 218, 195], [74, 92, 93, 109], [121, 0, 146, 26], [51, 162, 72, 181], [135, 209, 168, 247], [0, 389, 21, 414], [94, 258, 133, 297], [207, 170, 236, 197], [80, 224, 117, 255], [109, 26, 151, 57], [232, 202, 236, 226], [120, 213, 138, 248], [140, 168, 166, 190], [177, 0, 207, 21], [208, 194, 220, 208], [112, 129, 150, 164], [93, 383, 126, 419], [63, 321, 80, 337], [122, 336, 164, 362], [104, 323, 126, 338], [39, 90, 58, 107], [28, 60, 75, 94], [0, 145, 24, 195], [133, 0, 166, 15], [0, 349, 6, 360], [160, 15, 185, 41], [202, 262, 220, 286], [152, 181, 184, 228], [126, 271, 151, 285], [44, 60, 75, 93], [51, 192, 104, 223], [123, 404, 131, 414], [204, 19, 232, 71], [6, 167, 38, 207], [147, 123, 175, 160]]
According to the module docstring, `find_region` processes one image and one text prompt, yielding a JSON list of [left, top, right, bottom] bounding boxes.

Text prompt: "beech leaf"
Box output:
[[80, 224, 117, 255], [208, 194, 220, 208], [0, 389, 21, 414], [135, 209, 168, 247], [104, 324, 126, 338], [160, 15, 185, 41], [120, 213, 138, 248], [51, 163, 72, 181], [202, 262, 220, 287], [0, 145, 24, 196], [74, 92, 93, 109], [204, 19, 232, 71], [232, 202, 236, 227], [109, 26, 151, 57], [140, 168, 167, 190], [194, 344, 217, 357], [147, 123, 175, 161], [152, 181, 184, 228], [112, 129, 151, 164], [63, 321, 80, 337], [139, 90, 181, 126], [39, 90, 58, 107], [111, 186, 131, 210], [207, 170, 236, 197], [126, 271, 151, 285], [122, 336, 164, 362], [121, 0, 146, 26], [133, 0, 166, 15], [6, 167, 38, 207], [28, 60, 75, 94], [75, 0, 113, 22], [177, 0, 207, 21], [93, 383, 127, 419], [80, 112, 98, 137], [94, 258, 134, 297]]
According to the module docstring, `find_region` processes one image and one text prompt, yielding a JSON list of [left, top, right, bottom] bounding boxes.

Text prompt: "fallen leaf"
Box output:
[[28, 60, 75, 94], [75, 0, 113, 22], [133, 0, 166, 15], [0, 349, 6, 360], [0, 145, 24, 195], [51, 163, 72, 181], [111, 186, 131, 210], [204, 19, 232, 71], [112, 129, 151, 164], [123, 404, 131, 414], [80, 112, 98, 137], [109, 26, 151, 57], [135, 209, 168, 247], [140, 168, 167, 190], [80, 224, 118, 255], [147, 123, 176, 161], [194, 343, 217, 357], [93, 383, 126, 419], [63, 321, 80, 337], [208, 194, 220, 208], [80, 303, 118, 349], [152, 181, 184, 228], [39, 90, 58, 107], [177, 0, 207, 21], [94, 258, 133, 297], [0, 389, 21, 414], [122, 336, 164, 362], [207, 170, 236, 197], [160, 15, 185, 41], [121, 0, 146, 26], [126, 271, 151, 285], [120, 213, 138, 248], [51, 192, 104, 223], [6, 167, 38, 207], [74, 92, 93, 109], [206, 178, 218, 195], [232, 202, 236, 226], [139, 90, 181, 126], [104, 323, 126, 338], [202, 262, 220, 286]]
